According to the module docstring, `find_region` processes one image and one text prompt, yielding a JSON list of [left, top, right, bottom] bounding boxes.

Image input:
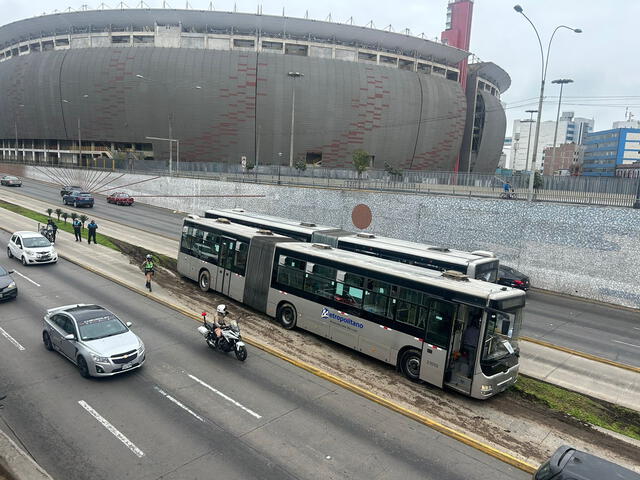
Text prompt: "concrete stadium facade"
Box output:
[[0, 9, 510, 172]]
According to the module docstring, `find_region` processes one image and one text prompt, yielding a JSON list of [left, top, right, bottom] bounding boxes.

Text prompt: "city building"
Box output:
[[582, 128, 640, 176], [542, 143, 583, 176], [616, 162, 640, 178], [511, 112, 593, 171], [0, 4, 510, 172]]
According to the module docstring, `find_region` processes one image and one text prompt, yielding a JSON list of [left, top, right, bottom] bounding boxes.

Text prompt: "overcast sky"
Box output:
[[1, 0, 636, 135]]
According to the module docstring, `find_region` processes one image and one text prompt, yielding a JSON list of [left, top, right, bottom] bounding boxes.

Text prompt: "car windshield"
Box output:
[[78, 314, 128, 341], [481, 308, 522, 362], [23, 237, 51, 248]]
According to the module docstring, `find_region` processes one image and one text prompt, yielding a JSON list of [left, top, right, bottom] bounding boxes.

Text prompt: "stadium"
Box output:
[[0, 5, 510, 172]]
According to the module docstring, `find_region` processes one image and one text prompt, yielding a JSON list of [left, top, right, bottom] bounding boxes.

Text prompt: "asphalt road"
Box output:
[[0, 231, 527, 480], [4, 179, 640, 368]]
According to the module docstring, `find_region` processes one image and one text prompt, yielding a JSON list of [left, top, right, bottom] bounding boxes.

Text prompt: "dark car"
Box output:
[[534, 445, 640, 479], [60, 185, 82, 197], [497, 265, 530, 291], [0, 265, 18, 301], [1, 175, 22, 187], [63, 191, 94, 208]]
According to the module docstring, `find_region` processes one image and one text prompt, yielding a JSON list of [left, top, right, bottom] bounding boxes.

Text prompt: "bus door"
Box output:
[[215, 236, 236, 296], [419, 300, 455, 388]]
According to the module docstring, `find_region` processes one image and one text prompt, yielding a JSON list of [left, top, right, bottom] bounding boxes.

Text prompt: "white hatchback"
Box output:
[[7, 231, 58, 266]]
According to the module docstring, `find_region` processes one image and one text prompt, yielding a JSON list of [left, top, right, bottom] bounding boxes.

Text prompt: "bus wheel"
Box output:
[[198, 270, 211, 292], [277, 303, 297, 330], [400, 349, 421, 382]]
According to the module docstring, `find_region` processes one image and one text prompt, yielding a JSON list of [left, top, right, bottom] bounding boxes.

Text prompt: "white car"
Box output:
[[7, 231, 58, 266]]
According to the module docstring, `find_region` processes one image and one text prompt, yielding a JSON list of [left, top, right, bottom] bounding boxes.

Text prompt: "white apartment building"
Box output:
[[510, 112, 594, 171]]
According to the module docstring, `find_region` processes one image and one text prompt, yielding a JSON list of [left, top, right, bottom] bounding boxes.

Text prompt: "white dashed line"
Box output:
[[78, 401, 145, 458], [612, 340, 640, 349], [12, 270, 41, 287], [154, 386, 205, 423], [187, 373, 262, 419], [0, 327, 25, 351]]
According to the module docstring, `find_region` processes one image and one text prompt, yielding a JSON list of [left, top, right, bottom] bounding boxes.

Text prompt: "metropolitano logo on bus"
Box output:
[[321, 308, 364, 329]]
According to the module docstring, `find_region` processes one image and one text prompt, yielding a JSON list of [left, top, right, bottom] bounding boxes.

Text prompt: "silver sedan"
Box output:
[[42, 304, 145, 377]]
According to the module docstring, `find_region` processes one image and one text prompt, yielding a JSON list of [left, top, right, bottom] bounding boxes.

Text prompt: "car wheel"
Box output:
[[43, 331, 53, 351], [7, 247, 13, 258], [77, 356, 90, 378], [277, 303, 297, 330], [400, 349, 422, 382], [21, 256, 27, 266], [198, 270, 211, 292]]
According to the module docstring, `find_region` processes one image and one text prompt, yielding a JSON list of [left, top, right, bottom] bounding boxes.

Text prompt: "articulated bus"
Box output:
[[178, 215, 524, 399], [204, 208, 499, 282]]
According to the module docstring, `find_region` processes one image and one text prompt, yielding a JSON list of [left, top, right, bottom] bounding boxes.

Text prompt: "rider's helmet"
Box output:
[[216, 304, 228, 316], [146, 254, 152, 260]]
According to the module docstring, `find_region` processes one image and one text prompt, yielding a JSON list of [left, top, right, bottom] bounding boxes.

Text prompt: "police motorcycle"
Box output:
[[197, 305, 248, 361]]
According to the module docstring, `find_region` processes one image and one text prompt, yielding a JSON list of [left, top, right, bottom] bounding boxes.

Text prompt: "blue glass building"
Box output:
[[582, 128, 640, 176]]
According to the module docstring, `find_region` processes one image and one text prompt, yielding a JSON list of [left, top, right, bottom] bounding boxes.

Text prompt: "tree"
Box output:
[[534, 171, 544, 192], [352, 149, 371, 178], [79, 214, 88, 228], [54, 208, 62, 221], [294, 159, 307, 173], [70, 212, 78, 224], [46, 208, 53, 218], [61, 212, 69, 224], [384, 162, 403, 181]]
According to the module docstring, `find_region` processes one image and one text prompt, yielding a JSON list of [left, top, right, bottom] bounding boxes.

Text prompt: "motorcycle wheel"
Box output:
[[206, 337, 217, 350], [235, 345, 248, 362]]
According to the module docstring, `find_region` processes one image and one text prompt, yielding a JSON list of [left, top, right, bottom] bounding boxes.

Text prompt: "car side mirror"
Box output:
[[64, 333, 75, 341], [126, 322, 132, 327], [8, 270, 13, 274]]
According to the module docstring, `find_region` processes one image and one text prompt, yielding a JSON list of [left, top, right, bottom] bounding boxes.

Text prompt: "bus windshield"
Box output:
[[474, 260, 499, 282], [481, 308, 522, 362]]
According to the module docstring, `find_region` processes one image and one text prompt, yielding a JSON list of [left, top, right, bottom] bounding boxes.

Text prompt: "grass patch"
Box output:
[[513, 375, 640, 441], [0, 200, 120, 251]]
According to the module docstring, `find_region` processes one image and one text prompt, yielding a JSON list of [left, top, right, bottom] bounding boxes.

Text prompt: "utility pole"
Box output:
[[287, 72, 304, 168]]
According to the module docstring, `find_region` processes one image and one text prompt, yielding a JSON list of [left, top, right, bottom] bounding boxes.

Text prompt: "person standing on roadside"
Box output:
[[49, 219, 58, 243], [73, 218, 82, 242], [87, 219, 98, 244]]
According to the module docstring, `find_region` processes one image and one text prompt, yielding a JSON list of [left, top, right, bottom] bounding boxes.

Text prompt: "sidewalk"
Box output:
[[1, 204, 640, 474]]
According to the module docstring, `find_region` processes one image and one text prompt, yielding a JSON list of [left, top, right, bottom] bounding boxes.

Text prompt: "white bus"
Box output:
[[203, 208, 498, 282], [178, 216, 524, 399]]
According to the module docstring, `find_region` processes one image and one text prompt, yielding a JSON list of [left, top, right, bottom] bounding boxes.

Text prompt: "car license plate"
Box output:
[[122, 362, 133, 370]]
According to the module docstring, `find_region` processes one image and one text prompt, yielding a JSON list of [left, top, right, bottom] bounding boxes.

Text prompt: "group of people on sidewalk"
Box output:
[[45, 218, 99, 243]]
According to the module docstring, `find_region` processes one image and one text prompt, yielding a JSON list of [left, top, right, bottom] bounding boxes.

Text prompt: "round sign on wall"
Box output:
[[352, 204, 372, 230]]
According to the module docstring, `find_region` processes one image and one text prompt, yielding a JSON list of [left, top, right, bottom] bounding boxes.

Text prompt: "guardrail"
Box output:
[[2, 157, 639, 208]]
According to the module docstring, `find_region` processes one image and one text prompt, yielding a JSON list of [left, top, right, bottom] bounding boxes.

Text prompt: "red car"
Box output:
[[107, 192, 134, 206]]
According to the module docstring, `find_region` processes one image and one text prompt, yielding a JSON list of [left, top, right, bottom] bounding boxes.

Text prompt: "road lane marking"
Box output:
[[12, 270, 41, 287], [187, 373, 262, 419], [154, 386, 205, 423], [0, 327, 25, 351], [612, 340, 640, 349], [633, 327, 640, 331], [78, 400, 145, 458]]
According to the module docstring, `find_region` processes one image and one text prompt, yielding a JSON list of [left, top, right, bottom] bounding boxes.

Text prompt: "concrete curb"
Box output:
[[521, 336, 640, 374], [0, 430, 53, 480]]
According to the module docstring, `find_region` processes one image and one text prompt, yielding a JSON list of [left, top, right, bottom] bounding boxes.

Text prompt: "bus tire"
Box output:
[[198, 269, 211, 292], [277, 303, 297, 330], [400, 349, 422, 382]]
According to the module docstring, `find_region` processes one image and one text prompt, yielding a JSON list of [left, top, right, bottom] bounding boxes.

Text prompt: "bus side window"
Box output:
[[335, 270, 364, 307], [425, 300, 455, 349], [180, 226, 195, 255], [232, 241, 248, 275]]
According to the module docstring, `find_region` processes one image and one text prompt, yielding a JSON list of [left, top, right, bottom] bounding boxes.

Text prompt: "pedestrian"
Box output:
[[87, 219, 98, 244], [49, 219, 58, 243], [73, 218, 82, 242], [141, 254, 155, 291]]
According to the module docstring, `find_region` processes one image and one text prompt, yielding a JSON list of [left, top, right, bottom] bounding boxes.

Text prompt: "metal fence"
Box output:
[[2, 157, 639, 208]]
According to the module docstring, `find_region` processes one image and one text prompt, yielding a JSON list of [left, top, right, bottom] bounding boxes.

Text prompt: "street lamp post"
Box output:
[[550, 78, 574, 173], [513, 5, 581, 201], [523, 109, 537, 171], [63, 95, 89, 166], [287, 72, 304, 168]]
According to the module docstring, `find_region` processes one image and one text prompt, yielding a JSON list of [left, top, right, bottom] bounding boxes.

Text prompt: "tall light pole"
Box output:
[[523, 109, 537, 171], [550, 78, 573, 173], [287, 72, 304, 168], [513, 4, 581, 200], [63, 95, 89, 166]]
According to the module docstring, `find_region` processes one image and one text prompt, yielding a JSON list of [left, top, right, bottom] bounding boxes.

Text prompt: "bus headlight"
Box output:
[[480, 384, 493, 395]]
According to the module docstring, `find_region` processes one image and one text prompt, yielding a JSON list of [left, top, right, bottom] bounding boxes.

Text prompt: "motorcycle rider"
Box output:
[[212, 304, 228, 342]]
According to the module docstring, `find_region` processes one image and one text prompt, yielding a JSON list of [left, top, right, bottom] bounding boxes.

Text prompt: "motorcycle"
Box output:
[[197, 308, 248, 362]]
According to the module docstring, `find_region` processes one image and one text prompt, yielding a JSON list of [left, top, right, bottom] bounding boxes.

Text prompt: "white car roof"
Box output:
[[14, 231, 46, 238]]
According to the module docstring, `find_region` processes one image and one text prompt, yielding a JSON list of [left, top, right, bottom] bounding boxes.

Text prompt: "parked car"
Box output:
[[7, 231, 58, 266], [534, 445, 640, 480], [63, 191, 94, 208], [0, 175, 22, 187], [497, 265, 530, 291], [107, 192, 134, 206], [42, 304, 146, 377], [60, 185, 82, 197], [0, 265, 18, 301]]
